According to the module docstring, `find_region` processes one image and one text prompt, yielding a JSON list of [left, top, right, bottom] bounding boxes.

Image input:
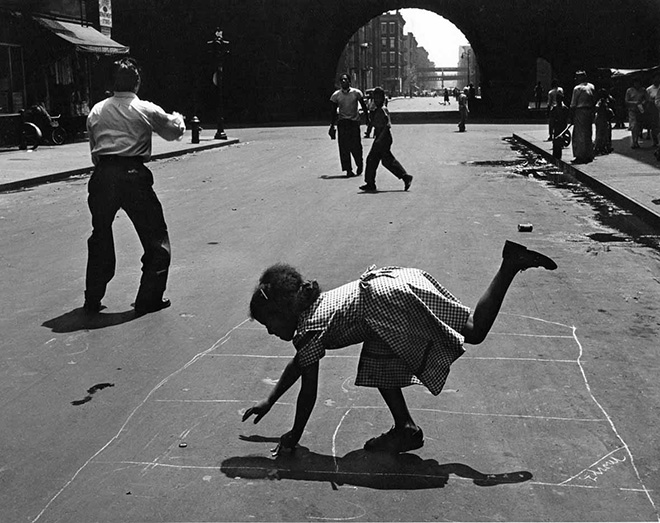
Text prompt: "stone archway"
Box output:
[[112, 0, 660, 123]]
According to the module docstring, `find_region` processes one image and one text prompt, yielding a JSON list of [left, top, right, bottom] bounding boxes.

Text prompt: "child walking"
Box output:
[[359, 87, 413, 192], [549, 91, 570, 160], [242, 240, 557, 455]]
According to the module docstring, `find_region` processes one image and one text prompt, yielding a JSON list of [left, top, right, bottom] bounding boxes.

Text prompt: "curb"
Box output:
[[512, 133, 660, 230], [0, 138, 240, 193]]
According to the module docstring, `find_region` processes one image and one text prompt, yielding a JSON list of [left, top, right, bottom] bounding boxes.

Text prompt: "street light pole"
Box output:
[[207, 27, 229, 140]]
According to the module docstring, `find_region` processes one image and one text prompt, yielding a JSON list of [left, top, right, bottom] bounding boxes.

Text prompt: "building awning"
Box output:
[[34, 16, 129, 55]]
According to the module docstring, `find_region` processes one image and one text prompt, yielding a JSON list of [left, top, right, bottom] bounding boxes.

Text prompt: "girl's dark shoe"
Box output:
[[359, 184, 377, 192], [402, 174, 413, 191], [503, 240, 557, 271], [364, 426, 424, 453]]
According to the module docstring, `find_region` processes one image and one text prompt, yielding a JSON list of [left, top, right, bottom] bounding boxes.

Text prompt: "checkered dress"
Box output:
[[292, 266, 471, 395]]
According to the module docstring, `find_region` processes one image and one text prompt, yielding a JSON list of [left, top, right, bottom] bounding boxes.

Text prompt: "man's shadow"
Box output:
[[42, 307, 137, 333], [222, 435, 532, 490]]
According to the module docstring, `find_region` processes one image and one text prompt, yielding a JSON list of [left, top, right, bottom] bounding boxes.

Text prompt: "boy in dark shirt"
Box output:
[[359, 87, 413, 192], [550, 91, 570, 159]]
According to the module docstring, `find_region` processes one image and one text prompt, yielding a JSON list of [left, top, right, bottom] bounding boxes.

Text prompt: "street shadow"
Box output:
[[611, 136, 660, 167], [42, 307, 137, 333], [222, 439, 532, 490], [319, 174, 356, 180]]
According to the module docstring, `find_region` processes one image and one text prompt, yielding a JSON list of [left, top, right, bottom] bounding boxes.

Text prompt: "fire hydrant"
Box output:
[[190, 116, 201, 144]]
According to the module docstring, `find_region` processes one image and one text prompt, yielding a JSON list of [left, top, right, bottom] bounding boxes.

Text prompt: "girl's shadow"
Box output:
[[222, 436, 532, 490]]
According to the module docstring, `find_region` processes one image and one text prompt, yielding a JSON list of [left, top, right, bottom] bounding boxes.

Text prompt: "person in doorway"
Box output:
[[534, 81, 543, 110], [242, 240, 557, 455], [83, 57, 185, 315], [359, 87, 413, 193], [458, 87, 469, 132], [329, 74, 370, 177], [569, 70, 595, 163], [625, 77, 649, 149]]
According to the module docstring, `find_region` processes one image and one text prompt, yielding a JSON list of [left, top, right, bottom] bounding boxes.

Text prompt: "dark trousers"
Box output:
[[337, 119, 363, 173], [364, 128, 407, 186], [85, 156, 171, 307]]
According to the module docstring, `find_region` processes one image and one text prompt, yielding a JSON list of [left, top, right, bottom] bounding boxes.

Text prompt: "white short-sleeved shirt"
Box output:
[[330, 87, 364, 122]]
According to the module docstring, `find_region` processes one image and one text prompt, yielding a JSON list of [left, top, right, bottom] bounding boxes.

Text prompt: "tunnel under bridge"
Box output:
[[112, 0, 660, 123]]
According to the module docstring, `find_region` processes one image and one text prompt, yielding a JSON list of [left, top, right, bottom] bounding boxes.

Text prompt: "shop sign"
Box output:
[[99, 0, 113, 28]]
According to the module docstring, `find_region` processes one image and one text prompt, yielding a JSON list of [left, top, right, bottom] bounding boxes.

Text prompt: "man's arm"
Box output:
[[330, 101, 339, 127]]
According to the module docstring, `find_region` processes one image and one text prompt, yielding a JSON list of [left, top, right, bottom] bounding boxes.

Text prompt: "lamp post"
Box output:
[[207, 27, 229, 140]]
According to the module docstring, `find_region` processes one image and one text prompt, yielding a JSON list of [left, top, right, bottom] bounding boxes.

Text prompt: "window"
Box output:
[[389, 22, 395, 34], [389, 51, 395, 63], [381, 22, 387, 34], [381, 51, 388, 64], [381, 37, 387, 48], [389, 37, 395, 49], [0, 44, 25, 114]]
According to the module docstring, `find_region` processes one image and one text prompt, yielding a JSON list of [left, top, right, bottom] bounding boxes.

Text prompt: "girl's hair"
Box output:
[[249, 263, 321, 322]]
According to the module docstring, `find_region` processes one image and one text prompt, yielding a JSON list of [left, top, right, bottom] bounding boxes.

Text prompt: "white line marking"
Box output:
[[31, 319, 250, 523]]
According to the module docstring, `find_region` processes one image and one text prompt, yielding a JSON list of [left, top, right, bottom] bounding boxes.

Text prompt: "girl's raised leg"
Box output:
[[462, 241, 556, 345]]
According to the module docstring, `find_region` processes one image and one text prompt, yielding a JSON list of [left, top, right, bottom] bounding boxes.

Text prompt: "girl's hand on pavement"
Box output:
[[241, 400, 272, 424]]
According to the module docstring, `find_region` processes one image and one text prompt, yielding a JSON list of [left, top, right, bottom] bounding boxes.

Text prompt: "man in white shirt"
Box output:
[[84, 57, 185, 316], [329, 74, 370, 177]]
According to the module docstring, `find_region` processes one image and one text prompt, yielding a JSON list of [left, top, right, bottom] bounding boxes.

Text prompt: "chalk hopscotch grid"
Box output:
[[32, 313, 659, 522]]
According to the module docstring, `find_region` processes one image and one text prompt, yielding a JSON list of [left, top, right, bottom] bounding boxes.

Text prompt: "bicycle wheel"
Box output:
[[51, 127, 67, 145], [21, 122, 42, 150]]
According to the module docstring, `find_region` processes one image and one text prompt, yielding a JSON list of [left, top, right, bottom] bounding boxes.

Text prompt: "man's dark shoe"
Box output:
[[83, 300, 102, 314], [364, 426, 424, 453], [359, 184, 377, 192], [356, 164, 363, 176], [135, 298, 171, 316], [402, 174, 413, 191]]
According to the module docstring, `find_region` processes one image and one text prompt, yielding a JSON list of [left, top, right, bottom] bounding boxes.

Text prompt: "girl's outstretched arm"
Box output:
[[277, 361, 319, 453], [242, 357, 303, 424]]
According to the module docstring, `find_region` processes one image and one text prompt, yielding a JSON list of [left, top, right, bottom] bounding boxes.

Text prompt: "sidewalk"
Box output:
[[513, 127, 660, 229], [0, 130, 239, 192]]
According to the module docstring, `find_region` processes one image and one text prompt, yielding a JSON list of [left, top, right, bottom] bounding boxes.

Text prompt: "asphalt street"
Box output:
[[1, 120, 660, 522]]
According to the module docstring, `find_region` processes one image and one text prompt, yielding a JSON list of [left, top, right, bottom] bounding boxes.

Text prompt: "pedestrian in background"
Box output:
[[550, 91, 570, 159], [329, 74, 370, 177], [358, 86, 413, 193], [646, 75, 660, 147], [625, 77, 648, 149], [594, 88, 615, 155], [569, 70, 595, 163], [84, 57, 185, 315], [458, 87, 469, 132], [363, 89, 376, 138], [443, 87, 450, 105], [546, 79, 564, 141]]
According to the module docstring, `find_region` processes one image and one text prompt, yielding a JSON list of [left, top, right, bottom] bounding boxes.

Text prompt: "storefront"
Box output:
[[0, 8, 128, 142]]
